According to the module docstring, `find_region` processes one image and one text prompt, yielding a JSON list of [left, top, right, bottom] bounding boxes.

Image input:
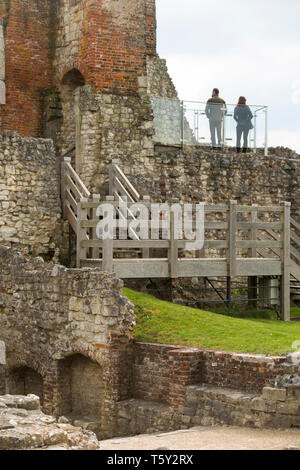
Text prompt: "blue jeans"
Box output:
[[236, 125, 250, 149]]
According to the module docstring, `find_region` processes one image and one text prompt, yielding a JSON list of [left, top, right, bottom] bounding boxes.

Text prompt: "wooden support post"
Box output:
[[142, 196, 150, 258], [228, 200, 237, 277], [226, 276, 232, 313], [249, 204, 258, 258], [102, 196, 114, 273], [92, 194, 101, 259], [61, 157, 71, 218], [248, 277, 258, 309], [169, 210, 178, 278], [248, 204, 258, 308], [103, 238, 113, 273], [76, 198, 88, 268], [281, 201, 291, 321], [109, 159, 118, 196]]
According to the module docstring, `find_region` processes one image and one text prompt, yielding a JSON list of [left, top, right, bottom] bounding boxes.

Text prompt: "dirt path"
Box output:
[[101, 426, 300, 451]]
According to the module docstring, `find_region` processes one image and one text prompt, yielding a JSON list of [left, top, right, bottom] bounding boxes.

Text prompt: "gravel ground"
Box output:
[[101, 426, 300, 451]]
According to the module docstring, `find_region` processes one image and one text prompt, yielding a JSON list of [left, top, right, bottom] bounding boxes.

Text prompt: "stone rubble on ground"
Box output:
[[0, 394, 100, 450]]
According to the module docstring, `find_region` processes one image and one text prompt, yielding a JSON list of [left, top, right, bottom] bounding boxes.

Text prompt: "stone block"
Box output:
[[262, 387, 287, 402], [276, 402, 299, 415], [251, 397, 276, 413]]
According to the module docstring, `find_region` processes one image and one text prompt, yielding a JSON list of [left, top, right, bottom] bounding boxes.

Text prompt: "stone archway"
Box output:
[[60, 69, 85, 171], [7, 367, 44, 406], [57, 354, 103, 435]]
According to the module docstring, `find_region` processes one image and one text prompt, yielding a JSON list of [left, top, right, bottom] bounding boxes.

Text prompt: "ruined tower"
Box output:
[[0, 0, 174, 191]]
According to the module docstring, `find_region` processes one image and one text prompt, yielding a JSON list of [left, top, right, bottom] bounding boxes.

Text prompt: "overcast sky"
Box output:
[[156, 0, 300, 153]]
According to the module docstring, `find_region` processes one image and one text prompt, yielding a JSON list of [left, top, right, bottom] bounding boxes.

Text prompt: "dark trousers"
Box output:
[[236, 126, 250, 149], [209, 120, 222, 147]]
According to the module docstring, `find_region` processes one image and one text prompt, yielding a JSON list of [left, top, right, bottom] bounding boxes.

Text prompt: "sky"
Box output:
[[156, 0, 300, 153]]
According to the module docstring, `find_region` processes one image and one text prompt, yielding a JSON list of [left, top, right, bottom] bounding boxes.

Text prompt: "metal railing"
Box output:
[[150, 97, 269, 156]]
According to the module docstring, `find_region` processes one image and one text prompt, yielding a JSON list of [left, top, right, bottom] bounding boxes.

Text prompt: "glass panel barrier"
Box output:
[[151, 97, 268, 155]]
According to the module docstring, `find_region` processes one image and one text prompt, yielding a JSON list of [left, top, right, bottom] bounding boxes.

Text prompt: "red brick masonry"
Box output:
[[133, 343, 292, 409]]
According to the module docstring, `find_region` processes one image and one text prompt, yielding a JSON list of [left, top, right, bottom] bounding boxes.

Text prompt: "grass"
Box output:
[[210, 304, 300, 320], [123, 288, 300, 356]]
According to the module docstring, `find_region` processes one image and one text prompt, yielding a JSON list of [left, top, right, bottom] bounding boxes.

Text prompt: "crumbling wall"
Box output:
[[116, 343, 300, 436], [0, 394, 100, 450], [54, 0, 156, 94], [0, 132, 62, 257], [147, 55, 178, 98], [0, 247, 135, 438], [118, 147, 300, 220], [73, 86, 154, 192]]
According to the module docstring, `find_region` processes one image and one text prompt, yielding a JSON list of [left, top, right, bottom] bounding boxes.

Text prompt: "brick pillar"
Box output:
[[168, 350, 202, 410], [0, 365, 5, 394], [43, 362, 59, 416], [100, 334, 134, 439]]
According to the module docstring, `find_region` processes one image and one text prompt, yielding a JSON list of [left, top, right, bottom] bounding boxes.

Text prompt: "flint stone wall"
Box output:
[[0, 132, 63, 257], [116, 146, 300, 220]]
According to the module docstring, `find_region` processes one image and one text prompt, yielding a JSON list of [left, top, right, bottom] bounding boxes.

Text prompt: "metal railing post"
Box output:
[[180, 100, 184, 149], [281, 201, 291, 321], [222, 106, 226, 149], [253, 112, 257, 153]]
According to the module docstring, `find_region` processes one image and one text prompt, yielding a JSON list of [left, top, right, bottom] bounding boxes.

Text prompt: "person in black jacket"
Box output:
[[234, 96, 253, 153]]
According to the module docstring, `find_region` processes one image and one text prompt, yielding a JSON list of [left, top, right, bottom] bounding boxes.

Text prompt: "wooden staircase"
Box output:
[[256, 215, 300, 306], [61, 158, 295, 321]]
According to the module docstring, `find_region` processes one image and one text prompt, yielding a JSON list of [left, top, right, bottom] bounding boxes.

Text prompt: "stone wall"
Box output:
[[117, 380, 300, 436], [115, 343, 300, 436], [0, 247, 135, 438], [1, 0, 158, 139], [133, 343, 297, 403], [54, 0, 156, 94], [73, 85, 155, 191], [0, 132, 62, 257], [147, 55, 178, 99], [117, 146, 300, 220]]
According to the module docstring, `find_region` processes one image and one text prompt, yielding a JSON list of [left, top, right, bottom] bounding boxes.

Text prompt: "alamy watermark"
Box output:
[[95, 201, 205, 250]]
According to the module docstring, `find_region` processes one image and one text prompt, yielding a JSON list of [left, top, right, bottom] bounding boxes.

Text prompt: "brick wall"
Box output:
[[55, 0, 156, 94], [1, 0, 157, 138], [0, 0, 54, 137], [0, 247, 135, 438], [133, 343, 297, 408]]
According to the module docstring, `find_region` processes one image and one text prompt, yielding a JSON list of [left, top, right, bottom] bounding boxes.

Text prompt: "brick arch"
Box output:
[[61, 68, 85, 89], [59, 67, 86, 169], [58, 65, 86, 88]]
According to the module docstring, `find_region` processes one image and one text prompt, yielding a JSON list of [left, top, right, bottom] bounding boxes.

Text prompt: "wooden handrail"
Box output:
[[291, 217, 300, 232]]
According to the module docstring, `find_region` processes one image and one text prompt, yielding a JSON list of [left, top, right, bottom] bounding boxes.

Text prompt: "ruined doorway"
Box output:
[[57, 354, 103, 435], [61, 69, 85, 171], [7, 367, 44, 406]]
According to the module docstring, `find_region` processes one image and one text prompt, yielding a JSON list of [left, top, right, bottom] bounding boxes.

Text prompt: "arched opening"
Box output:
[[60, 69, 85, 171], [57, 354, 102, 434], [7, 367, 44, 406]]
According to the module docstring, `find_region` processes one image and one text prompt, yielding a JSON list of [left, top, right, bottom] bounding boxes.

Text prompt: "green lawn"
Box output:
[[124, 288, 300, 356]]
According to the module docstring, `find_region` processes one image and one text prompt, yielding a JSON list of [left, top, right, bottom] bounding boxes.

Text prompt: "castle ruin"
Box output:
[[0, 0, 300, 444]]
